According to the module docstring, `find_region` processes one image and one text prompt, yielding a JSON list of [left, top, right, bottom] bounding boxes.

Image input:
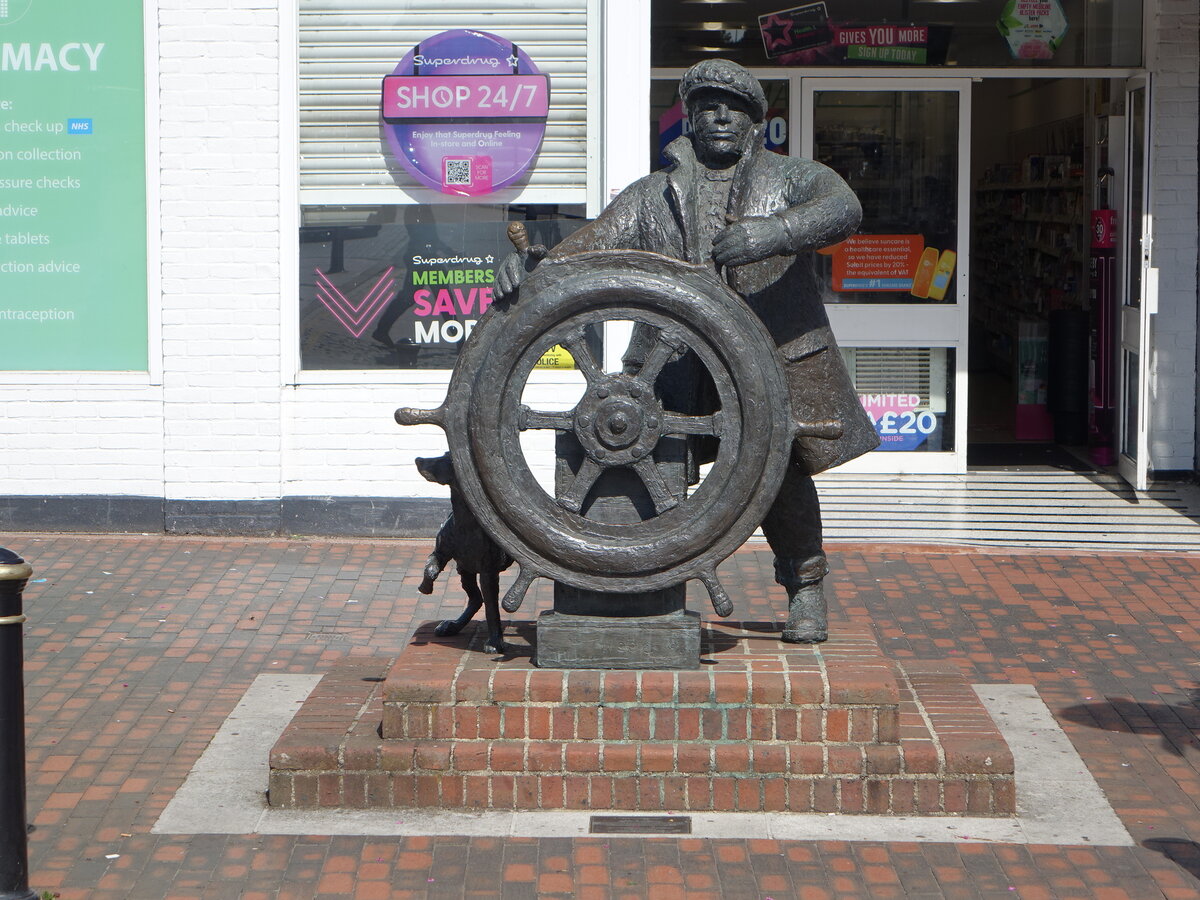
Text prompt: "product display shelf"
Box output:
[[971, 171, 1088, 375]]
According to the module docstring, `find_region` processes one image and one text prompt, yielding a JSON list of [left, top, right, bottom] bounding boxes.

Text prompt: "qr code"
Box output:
[[444, 158, 472, 186]]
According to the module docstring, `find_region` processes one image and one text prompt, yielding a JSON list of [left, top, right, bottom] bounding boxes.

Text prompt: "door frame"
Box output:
[[800, 77, 972, 474], [1116, 74, 1154, 490]]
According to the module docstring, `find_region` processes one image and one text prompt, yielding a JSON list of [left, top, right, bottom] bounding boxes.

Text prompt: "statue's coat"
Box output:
[[550, 126, 880, 473]]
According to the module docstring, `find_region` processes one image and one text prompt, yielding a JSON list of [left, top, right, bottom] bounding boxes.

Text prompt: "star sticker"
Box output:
[[506, 54, 520, 70], [761, 14, 795, 52]]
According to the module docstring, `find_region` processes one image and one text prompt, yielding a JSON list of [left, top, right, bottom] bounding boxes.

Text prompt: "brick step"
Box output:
[[385, 621, 900, 719], [268, 624, 1017, 816], [388, 699, 898, 745], [269, 768, 1013, 815], [383, 621, 901, 744], [285, 734, 977, 779]]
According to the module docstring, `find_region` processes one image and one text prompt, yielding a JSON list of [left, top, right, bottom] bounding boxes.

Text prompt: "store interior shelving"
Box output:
[[970, 111, 1090, 377]]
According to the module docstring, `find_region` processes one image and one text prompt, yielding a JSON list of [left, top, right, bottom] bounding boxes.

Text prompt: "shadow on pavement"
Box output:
[[1058, 695, 1200, 757], [1143, 839, 1200, 884]]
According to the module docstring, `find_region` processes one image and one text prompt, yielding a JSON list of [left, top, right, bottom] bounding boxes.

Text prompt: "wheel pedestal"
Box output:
[[536, 609, 701, 670], [537, 432, 701, 668]]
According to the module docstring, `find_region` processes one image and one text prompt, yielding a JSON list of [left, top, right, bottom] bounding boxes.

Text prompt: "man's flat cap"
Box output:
[[679, 59, 768, 122]]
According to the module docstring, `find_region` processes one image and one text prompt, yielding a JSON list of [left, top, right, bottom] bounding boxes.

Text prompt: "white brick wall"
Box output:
[[0, 389, 165, 495], [158, 0, 283, 501], [1149, 0, 1200, 472], [282, 374, 584, 499], [283, 386, 442, 498]]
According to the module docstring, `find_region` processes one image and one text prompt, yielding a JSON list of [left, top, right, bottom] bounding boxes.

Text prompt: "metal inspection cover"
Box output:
[[589, 815, 692, 835]]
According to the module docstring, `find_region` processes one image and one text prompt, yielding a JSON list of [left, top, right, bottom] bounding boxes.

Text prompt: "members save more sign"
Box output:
[[381, 30, 550, 197]]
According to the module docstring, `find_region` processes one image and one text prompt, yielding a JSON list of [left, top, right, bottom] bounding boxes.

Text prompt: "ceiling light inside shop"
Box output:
[[689, 23, 749, 43]]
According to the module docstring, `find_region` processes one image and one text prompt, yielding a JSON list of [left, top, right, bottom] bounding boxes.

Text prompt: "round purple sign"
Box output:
[[381, 30, 550, 197]]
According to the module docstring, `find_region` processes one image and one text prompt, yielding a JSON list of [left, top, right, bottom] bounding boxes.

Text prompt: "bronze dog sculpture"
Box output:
[[416, 452, 513, 654]]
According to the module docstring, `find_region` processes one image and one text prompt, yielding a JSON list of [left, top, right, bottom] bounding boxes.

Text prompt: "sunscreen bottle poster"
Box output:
[[825, 235, 956, 298], [0, 0, 148, 371]]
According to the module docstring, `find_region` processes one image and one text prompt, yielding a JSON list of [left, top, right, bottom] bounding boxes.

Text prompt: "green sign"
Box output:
[[847, 45, 928, 64], [0, 0, 147, 371]]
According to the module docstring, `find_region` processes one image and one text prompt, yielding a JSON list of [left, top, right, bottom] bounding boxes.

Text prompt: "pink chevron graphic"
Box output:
[[314, 267, 398, 338]]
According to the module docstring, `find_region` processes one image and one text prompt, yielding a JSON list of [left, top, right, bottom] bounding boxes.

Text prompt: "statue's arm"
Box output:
[[771, 163, 863, 254], [494, 184, 645, 300], [712, 162, 862, 267]]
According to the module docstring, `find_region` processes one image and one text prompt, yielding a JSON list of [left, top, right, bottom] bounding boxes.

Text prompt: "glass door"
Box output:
[[801, 78, 971, 473], [1116, 75, 1154, 490]]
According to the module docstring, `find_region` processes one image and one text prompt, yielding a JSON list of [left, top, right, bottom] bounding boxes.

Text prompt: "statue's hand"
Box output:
[[711, 216, 787, 267], [494, 221, 549, 302], [494, 251, 532, 301]]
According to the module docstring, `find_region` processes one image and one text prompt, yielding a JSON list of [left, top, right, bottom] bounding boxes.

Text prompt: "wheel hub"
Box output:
[[575, 378, 663, 461]]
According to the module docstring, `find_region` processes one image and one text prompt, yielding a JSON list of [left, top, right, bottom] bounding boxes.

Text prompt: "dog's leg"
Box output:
[[479, 570, 506, 654], [433, 570, 483, 637], [418, 550, 447, 595], [420, 516, 454, 595]]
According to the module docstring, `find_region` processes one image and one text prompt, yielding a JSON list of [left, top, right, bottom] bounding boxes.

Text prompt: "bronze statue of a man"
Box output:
[[496, 59, 879, 642]]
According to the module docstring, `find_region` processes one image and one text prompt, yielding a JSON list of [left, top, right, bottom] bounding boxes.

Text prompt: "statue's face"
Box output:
[[688, 88, 756, 167]]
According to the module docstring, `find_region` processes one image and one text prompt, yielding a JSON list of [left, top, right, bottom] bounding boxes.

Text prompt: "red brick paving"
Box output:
[[5, 533, 1200, 897]]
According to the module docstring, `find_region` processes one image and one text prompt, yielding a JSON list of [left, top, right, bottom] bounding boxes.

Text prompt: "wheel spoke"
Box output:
[[633, 328, 686, 387], [632, 456, 679, 515], [561, 332, 604, 384], [519, 406, 576, 431], [661, 410, 723, 438], [558, 456, 603, 514]]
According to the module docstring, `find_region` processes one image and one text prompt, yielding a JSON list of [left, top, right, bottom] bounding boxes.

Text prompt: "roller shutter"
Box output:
[[299, 0, 589, 202], [841, 347, 949, 415]]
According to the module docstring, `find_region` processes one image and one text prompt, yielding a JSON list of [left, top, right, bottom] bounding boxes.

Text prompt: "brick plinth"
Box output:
[[269, 622, 1015, 815]]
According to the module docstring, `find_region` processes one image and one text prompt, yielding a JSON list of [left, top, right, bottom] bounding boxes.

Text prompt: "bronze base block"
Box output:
[[535, 609, 702, 669]]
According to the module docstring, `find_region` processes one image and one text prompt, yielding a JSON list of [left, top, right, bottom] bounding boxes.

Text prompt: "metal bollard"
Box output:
[[0, 548, 37, 900]]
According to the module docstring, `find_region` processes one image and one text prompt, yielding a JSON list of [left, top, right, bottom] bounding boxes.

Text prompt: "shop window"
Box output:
[[812, 90, 959, 305], [299, 204, 586, 370], [651, 0, 1141, 69], [298, 0, 589, 202], [841, 347, 954, 452], [297, 1, 591, 371], [649, 80, 790, 171]]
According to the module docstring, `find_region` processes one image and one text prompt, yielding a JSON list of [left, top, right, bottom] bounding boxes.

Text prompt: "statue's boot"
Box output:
[[774, 553, 829, 644], [781, 579, 828, 644]]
